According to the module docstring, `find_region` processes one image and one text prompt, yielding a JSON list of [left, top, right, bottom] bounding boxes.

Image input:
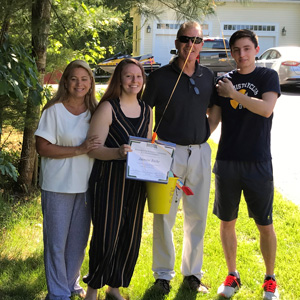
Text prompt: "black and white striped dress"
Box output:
[[84, 98, 150, 289]]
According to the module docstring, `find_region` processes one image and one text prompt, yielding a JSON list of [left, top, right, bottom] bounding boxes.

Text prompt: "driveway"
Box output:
[[271, 86, 300, 206], [210, 86, 300, 206]]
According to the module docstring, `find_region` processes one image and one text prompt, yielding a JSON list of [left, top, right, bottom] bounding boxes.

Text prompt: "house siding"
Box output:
[[208, 2, 300, 46], [132, 1, 300, 58]]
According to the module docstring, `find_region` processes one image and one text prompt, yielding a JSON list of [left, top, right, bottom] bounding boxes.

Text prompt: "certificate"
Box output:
[[126, 136, 176, 183]]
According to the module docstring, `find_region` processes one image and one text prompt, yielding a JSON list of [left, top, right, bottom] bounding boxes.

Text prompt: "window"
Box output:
[[223, 24, 276, 32], [156, 23, 207, 30], [260, 50, 271, 60], [157, 23, 180, 29], [269, 50, 280, 59]]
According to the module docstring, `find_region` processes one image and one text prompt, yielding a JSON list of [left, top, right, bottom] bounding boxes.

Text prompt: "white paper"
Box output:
[[126, 136, 175, 183]]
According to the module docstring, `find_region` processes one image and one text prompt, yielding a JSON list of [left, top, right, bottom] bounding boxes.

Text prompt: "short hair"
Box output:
[[43, 60, 97, 115], [100, 58, 146, 103], [229, 29, 259, 49], [176, 21, 203, 39]]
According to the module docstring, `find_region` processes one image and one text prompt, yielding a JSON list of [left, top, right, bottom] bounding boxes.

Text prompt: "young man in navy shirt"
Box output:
[[208, 29, 280, 300]]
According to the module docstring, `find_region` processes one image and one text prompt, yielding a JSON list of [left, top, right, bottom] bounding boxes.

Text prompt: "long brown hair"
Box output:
[[100, 58, 146, 104], [43, 60, 98, 115]]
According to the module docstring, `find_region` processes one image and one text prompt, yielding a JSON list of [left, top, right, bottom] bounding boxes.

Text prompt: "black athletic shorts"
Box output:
[[213, 160, 274, 225]]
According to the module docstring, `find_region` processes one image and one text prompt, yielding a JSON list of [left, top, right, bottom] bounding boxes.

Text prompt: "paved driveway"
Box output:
[[210, 86, 300, 206], [271, 86, 300, 206]]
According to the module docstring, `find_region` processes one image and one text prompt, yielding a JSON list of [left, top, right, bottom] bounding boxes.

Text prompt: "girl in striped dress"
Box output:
[[84, 59, 153, 300]]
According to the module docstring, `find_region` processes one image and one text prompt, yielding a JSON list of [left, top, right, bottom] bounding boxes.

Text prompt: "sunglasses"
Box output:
[[189, 78, 200, 95], [178, 36, 203, 44]]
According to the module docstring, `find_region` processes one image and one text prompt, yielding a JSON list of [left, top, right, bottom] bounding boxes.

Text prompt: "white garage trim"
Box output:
[[220, 22, 279, 55], [152, 20, 212, 65]]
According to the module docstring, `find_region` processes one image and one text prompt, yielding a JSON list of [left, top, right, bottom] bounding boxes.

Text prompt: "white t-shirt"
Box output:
[[35, 103, 94, 193]]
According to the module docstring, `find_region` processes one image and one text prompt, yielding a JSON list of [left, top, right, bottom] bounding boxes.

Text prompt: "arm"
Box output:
[[142, 73, 156, 108], [207, 105, 221, 134], [147, 107, 154, 139], [87, 101, 130, 160], [36, 135, 100, 159], [217, 78, 278, 118]]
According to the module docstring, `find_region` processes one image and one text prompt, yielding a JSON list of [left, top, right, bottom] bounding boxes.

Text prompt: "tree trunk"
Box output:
[[18, 0, 52, 192], [18, 102, 40, 192], [0, 12, 11, 145], [0, 8, 11, 45], [0, 97, 4, 144]]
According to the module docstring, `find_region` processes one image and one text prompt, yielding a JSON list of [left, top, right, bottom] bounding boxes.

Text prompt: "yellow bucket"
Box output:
[[146, 177, 178, 214]]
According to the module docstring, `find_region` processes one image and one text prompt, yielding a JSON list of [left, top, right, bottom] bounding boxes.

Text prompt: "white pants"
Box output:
[[152, 142, 211, 281]]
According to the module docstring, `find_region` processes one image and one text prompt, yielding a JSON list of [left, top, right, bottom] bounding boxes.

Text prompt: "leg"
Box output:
[[258, 225, 279, 300], [106, 179, 146, 288], [84, 162, 127, 289], [256, 223, 277, 275], [242, 161, 276, 275], [213, 160, 242, 274], [217, 219, 241, 298], [181, 143, 211, 279], [220, 219, 238, 273], [106, 286, 125, 300], [152, 144, 189, 281], [152, 197, 180, 280], [41, 191, 74, 300], [66, 192, 91, 295], [85, 286, 98, 300]]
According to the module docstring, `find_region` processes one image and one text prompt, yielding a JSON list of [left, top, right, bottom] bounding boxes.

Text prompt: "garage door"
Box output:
[[257, 36, 276, 56], [154, 34, 177, 67]]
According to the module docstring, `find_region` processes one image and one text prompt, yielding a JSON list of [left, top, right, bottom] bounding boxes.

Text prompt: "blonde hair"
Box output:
[[176, 21, 203, 39], [43, 60, 98, 115]]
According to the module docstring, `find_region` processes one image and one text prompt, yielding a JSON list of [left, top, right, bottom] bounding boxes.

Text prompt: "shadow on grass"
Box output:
[[172, 281, 198, 300], [140, 281, 207, 300], [140, 284, 167, 300], [0, 254, 46, 300], [173, 281, 227, 300]]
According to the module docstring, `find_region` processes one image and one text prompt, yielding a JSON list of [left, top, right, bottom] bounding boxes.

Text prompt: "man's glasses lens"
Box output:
[[189, 78, 200, 95], [178, 36, 203, 44]]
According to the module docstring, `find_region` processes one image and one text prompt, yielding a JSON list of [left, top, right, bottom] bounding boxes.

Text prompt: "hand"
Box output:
[[118, 144, 132, 159], [79, 135, 101, 154], [216, 77, 235, 98]]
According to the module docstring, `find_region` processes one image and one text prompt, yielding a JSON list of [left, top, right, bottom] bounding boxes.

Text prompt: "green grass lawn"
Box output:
[[0, 140, 299, 300]]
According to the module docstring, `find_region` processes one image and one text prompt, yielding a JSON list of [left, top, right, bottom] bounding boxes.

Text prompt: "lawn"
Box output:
[[0, 139, 299, 300]]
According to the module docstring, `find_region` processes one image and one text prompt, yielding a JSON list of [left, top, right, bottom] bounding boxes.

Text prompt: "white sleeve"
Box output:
[[34, 105, 57, 144]]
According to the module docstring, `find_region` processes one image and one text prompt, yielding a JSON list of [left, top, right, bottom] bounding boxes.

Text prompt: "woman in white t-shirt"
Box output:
[[35, 60, 100, 300]]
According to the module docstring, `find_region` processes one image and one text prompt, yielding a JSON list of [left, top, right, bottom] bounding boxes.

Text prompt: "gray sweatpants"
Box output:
[[41, 190, 91, 300]]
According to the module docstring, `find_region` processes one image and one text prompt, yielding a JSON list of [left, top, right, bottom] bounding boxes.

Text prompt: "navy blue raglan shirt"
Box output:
[[215, 67, 281, 162]]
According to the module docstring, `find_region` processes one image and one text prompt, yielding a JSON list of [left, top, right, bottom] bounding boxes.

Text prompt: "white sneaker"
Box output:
[[263, 278, 279, 300], [217, 275, 241, 298]]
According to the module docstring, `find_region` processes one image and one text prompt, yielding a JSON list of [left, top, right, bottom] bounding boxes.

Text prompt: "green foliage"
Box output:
[[0, 150, 19, 186], [103, 0, 218, 21], [46, 0, 133, 72], [0, 35, 43, 105], [0, 1, 32, 46], [0, 36, 42, 190]]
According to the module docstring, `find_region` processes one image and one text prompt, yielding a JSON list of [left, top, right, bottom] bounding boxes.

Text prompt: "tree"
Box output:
[[103, 0, 218, 21], [18, 0, 52, 192], [0, 32, 42, 188], [45, 1, 132, 71]]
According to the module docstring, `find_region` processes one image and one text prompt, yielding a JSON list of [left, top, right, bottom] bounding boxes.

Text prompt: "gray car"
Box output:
[[255, 46, 300, 86]]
